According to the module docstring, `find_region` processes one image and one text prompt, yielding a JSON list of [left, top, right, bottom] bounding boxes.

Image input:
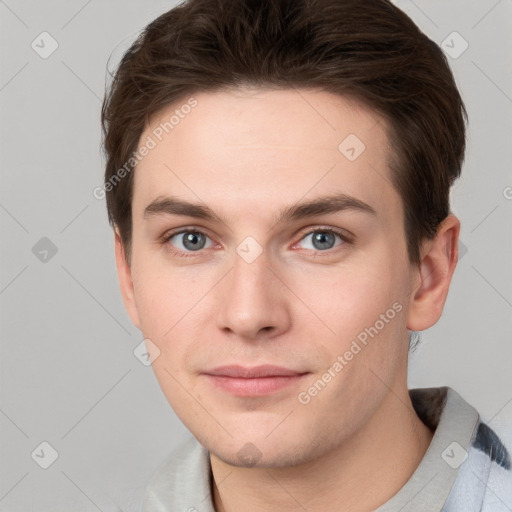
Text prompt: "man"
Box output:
[[100, 0, 511, 510]]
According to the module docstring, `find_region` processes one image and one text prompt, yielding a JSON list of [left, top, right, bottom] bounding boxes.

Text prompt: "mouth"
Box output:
[[201, 365, 310, 396]]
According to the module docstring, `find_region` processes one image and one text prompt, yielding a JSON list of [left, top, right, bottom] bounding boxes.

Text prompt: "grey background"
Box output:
[[1, 0, 511, 510]]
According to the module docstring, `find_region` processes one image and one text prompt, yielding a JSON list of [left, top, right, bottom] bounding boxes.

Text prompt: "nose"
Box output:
[[216, 248, 291, 340]]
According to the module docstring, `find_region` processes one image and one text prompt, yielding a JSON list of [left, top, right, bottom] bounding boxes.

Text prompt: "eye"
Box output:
[[296, 228, 347, 251], [166, 229, 215, 253]]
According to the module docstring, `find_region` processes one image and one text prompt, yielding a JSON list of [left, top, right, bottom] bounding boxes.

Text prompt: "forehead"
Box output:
[[133, 87, 400, 225]]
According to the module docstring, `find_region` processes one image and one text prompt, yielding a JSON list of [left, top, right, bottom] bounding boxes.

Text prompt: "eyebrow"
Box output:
[[143, 192, 377, 225]]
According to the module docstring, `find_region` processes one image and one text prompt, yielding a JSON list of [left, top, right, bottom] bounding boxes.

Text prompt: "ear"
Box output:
[[114, 229, 141, 330], [406, 214, 460, 331]]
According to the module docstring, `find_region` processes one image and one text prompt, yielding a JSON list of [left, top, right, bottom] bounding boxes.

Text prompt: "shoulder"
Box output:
[[473, 421, 512, 511], [142, 436, 214, 512], [440, 399, 512, 512]]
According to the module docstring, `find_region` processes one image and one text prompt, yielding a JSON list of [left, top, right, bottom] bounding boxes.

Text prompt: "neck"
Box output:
[[211, 384, 434, 512]]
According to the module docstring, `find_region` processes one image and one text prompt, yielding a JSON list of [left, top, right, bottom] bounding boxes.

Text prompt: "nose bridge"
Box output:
[[231, 229, 272, 282], [230, 247, 272, 311], [231, 248, 268, 296]]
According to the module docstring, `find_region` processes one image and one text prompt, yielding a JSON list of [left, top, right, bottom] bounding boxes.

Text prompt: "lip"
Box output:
[[202, 365, 309, 396], [205, 365, 306, 378]]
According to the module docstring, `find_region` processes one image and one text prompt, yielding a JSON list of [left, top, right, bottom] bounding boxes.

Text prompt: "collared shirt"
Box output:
[[142, 387, 512, 511]]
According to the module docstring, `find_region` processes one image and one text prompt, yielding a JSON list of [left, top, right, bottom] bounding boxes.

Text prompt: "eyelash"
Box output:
[[160, 226, 353, 259]]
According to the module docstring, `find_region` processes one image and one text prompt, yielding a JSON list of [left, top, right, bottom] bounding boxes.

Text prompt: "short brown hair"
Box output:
[[101, 0, 467, 264]]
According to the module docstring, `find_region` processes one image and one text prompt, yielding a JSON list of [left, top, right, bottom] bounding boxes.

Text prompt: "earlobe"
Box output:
[[406, 214, 460, 331], [114, 229, 141, 330]]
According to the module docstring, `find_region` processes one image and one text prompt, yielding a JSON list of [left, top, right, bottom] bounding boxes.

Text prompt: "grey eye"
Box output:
[[299, 230, 343, 251], [169, 231, 213, 252]]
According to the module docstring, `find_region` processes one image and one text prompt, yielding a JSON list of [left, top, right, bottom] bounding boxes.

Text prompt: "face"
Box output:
[[120, 87, 421, 468]]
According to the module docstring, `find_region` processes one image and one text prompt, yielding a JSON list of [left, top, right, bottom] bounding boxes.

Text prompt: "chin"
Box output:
[[212, 446, 308, 469], [203, 430, 322, 469]]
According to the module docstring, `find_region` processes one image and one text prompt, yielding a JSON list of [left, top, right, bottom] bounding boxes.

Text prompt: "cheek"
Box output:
[[130, 257, 215, 348], [130, 256, 174, 340], [288, 252, 411, 390], [289, 258, 402, 341], [130, 263, 205, 402]]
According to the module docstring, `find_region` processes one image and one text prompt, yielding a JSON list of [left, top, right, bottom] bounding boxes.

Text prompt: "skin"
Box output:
[[115, 87, 460, 511]]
